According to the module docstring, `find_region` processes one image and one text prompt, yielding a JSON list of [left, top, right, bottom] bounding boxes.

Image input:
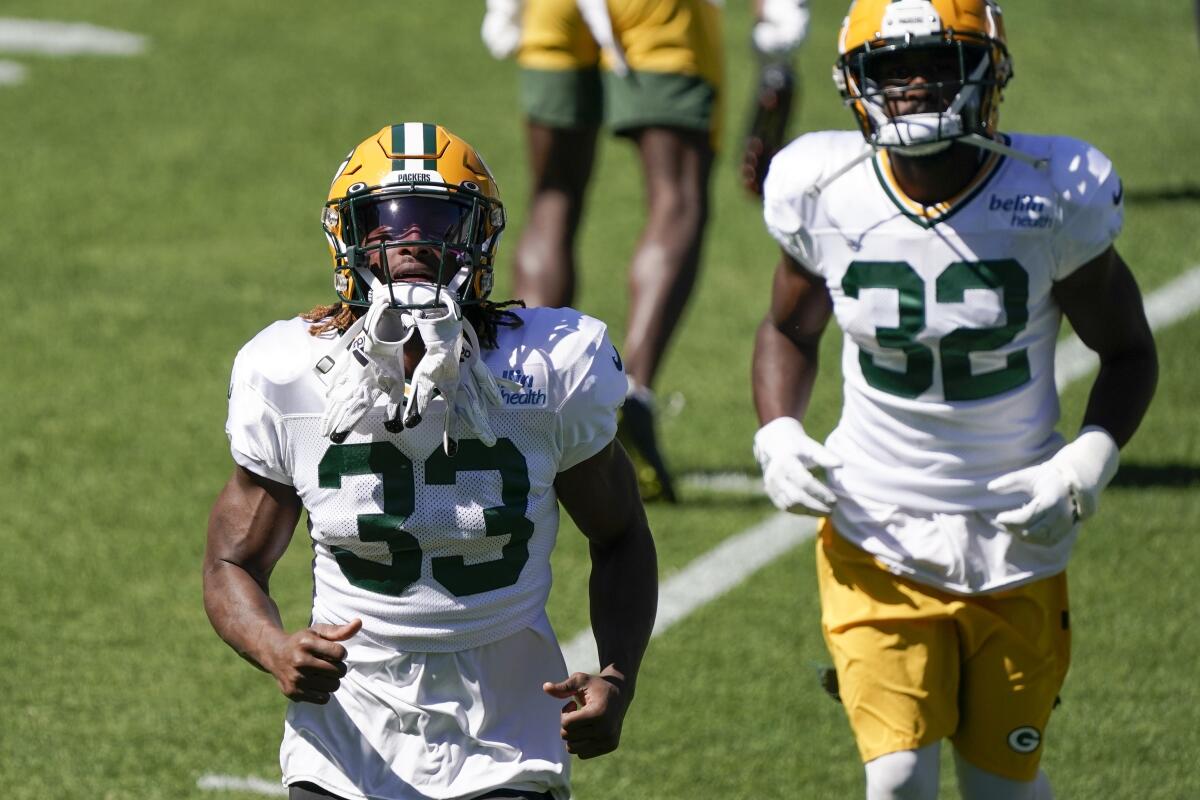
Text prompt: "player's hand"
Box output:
[[316, 300, 412, 442], [404, 299, 467, 454], [752, 0, 810, 57], [449, 366, 498, 448], [263, 618, 361, 704], [543, 670, 629, 759], [481, 0, 522, 59], [988, 427, 1120, 546], [444, 321, 519, 448], [740, 61, 795, 196], [753, 416, 842, 515]]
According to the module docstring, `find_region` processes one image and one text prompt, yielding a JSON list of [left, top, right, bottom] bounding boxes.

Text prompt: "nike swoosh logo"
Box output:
[[1112, 181, 1124, 205], [611, 345, 624, 372]]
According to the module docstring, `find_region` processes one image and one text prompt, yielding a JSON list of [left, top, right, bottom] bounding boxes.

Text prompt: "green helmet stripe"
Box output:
[[390, 123, 406, 172], [422, 122, 437, 170], [389, 122, 439, 172]]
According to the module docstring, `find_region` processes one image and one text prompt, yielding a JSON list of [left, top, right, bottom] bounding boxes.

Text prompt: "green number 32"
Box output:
[[841, 259, 1031, 400], [316, 439, 534, 598]]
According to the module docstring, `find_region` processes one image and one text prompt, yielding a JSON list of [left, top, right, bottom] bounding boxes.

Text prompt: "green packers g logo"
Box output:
[[1007, 726, 1041, 754]]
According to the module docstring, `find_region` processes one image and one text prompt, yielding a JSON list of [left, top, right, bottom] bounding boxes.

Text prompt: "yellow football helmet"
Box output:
[[834, 0, 1011, 154], [321, 123, 506, 309]]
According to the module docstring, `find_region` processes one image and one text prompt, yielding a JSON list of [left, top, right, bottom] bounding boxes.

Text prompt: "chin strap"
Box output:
[[959, 133, 1049, 170], [807, 133, 1046, 199]]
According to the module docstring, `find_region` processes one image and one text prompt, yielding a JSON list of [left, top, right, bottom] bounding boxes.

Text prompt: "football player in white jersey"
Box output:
[[203, 123, 657, 800], [752, 2, 1157, 798]]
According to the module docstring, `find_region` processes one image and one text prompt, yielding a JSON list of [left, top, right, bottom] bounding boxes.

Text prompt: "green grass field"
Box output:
[[1, 1, 1198, 797]]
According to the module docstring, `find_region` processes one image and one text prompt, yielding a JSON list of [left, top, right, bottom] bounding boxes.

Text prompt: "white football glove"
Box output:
[[404, 299, 520, 456], [753, 416, 842, 516], [446, 321, 509, 448], [403, 297, 465, 452], [481, 0, 523, 59], [315, 299, 414, 443], [753, 0, 810, 57], [987, 427, 1120, 546]]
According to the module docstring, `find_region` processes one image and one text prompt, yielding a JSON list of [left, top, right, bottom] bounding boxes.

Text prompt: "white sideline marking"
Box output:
[[0, 59, 26, 85], [0, 18, 147, 56], [197, 774, 286, 796], [561, 513, 818, 674], [199, 265, 1200, 795], [1056, 265, 1200, 390], [680, 470, 763, 495]]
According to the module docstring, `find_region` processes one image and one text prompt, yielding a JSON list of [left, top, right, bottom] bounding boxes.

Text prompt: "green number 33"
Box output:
[[316, 439, 534, 598], [842, 258, 1031, 401]]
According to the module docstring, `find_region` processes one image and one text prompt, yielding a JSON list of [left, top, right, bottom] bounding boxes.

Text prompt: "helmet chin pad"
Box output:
[[872, 113, 962, 154], [361, 272, 467, 310]]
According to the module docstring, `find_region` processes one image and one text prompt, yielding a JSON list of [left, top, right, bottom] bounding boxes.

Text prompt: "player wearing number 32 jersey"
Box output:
[[764, 129, 1123, 590], [205, 123, 657, 800], [752, 2, 1156, 798]]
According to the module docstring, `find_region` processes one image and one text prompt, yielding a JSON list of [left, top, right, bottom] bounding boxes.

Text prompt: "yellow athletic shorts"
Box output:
[[516, 0, 723, 146], [816, 520, 1071, 781]]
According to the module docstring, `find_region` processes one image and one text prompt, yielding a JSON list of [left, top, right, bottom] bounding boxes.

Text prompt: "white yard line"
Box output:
[[197, 774, 287, 796], [680, 470, 763, 495], [561, 512, 817, 673], [200, 264, 1200, 794], [1055, 265, 1200, 389], [0, 18, 146, 56]]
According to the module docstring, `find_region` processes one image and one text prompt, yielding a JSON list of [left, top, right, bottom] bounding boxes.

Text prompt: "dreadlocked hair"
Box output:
[[301, 302, 356, 337], [469, 298, 526, 349], [299, 298, 525, 348]]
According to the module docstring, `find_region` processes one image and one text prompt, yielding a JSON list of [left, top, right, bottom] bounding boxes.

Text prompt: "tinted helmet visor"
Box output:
[[347, 195, 474, 249]]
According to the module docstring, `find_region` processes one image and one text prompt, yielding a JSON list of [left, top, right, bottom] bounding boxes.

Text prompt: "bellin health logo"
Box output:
[[989, 193, 1052, 229]]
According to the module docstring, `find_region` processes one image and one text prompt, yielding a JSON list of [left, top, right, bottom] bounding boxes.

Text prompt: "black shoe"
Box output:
[[617, 392, 678, 504]]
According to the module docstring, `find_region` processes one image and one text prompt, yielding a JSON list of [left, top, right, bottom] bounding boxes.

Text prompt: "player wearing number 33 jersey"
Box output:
[[205, 123, 657, 800], [751, 2, 1156, 797], [227, 307, 623, 649]]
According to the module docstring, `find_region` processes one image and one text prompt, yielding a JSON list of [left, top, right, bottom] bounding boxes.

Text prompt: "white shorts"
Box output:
[[280, 616, 571, 800]]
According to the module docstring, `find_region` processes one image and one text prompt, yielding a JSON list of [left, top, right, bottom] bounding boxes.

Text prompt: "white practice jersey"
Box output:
[[226, 306, 625, 653], [764, 131, 1123, 593]]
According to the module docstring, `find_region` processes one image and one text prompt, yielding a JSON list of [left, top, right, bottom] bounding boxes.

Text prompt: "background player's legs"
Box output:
[[612, 124, 712, 502], [622, 125, 712, 391], [954, 751, 1054, 800], [864, 744, 940, 800], [513, 122, 599, 308]]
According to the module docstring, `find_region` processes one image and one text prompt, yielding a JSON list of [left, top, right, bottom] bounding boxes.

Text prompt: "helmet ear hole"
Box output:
[[335, 269, 355, 302]]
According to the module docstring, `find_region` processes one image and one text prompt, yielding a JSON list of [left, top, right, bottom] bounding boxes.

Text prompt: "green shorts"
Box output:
[[519, 67, 717, 138], [516, 0, 723, 145]]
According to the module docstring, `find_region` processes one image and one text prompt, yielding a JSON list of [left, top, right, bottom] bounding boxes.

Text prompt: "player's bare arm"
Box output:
[[1053, 246, 1158, 446], [752, 250, 834, 423], [204, 466, 360, 705], [548, 439, 657, 759]]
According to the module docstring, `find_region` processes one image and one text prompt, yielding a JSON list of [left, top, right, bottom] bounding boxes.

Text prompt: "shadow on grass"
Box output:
[[1126, 184, 1200, 205], [1112, 462, 1200, 488]]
